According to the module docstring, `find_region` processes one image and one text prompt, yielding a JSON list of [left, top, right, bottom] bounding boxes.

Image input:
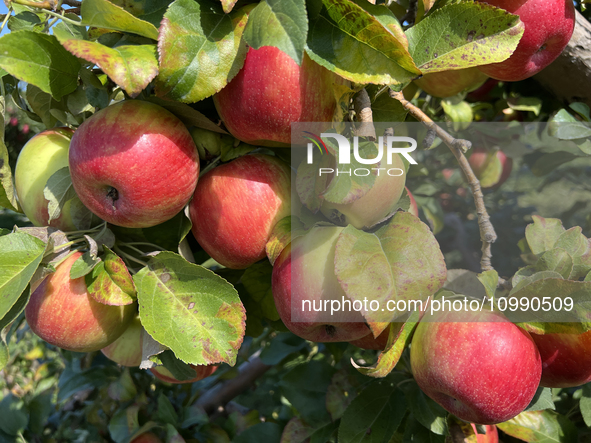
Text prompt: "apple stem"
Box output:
[[389, 89, 498, 274], [113, 246, 148, 271], [117, 242, 160, 257]]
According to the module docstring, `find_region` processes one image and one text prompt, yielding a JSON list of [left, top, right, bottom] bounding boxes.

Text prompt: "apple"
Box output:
[[213, 46, 348, 147], [477, 0, 575, 81], [410, 309, 541, 424], [406, 187, 419, 217], [150, 364, 218, 384], [320, 154, 406, 229], [468, 148, 513, 189], [130, 433, 163, 443], [25, 251, 136, 352], [101, 315, 143, 367], [471, 424, 499, 443], [14, 127, 78, 231], [415, 68, 488, 98], [349, 327, 390, 350], [189, 154, 291, 269], [68, 100, 199, 228], [272, 226, 371, 342], [530, 330, 591, 388]]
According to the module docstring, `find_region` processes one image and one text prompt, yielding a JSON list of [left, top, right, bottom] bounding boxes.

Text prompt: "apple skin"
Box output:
[[25, 252, 137, 352], [477, 0, 575, 81], [130, 433, 163, 443], [69, 100, 199, 228], [320, 154, 406, 229], [530, 330, 591, 388], [101, 315, 143, 367], [469, 148, 513, 189], [272, 226, 371, 342], [150, 364, 218, 384], [349, 327, 390, 350], [15, 127, 78, 231], [213, 46, 348, 147], [189, 154, 291, 269], [410, 309, 541, 424], [415, 68, 488, 98]]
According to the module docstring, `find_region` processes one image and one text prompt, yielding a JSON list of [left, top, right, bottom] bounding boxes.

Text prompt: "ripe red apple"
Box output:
[[130, 432, 163, 443], [530, 330, 591, 388], [150, 364, 218, 384], [213, 46, 348, 147], [272, 226, 371, 342], [101, 315, 143, 367], [189, 154, 291, 269], [415, 68, 488, 98], [320, 154, 406, 229], [406, 187, 419, 217], [25, 252, 136, 352], [477, 0, 575, 81], [410, 309, 541, 424], [69, 100, 199, 228], [469, 148, 513, 189], [349, 327, 390, 350], [14, 127, 78, 231]]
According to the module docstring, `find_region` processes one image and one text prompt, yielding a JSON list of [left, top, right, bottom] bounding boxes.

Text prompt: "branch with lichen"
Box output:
[[389, 89, 498, 274]]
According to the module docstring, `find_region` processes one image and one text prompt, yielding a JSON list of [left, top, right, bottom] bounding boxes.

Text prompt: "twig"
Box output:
[[195, 351, 271, 414], [390, 89, 497, 272], [0, 8, 11, 34], [353, 88, 377, 140], [61, 0, 81, 6], [401, 0, 418, 26], [7, 0, 57, 10]]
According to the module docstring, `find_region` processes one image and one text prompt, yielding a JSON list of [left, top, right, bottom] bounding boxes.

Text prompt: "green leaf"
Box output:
[[525, 386, 555, 412], [402, 416, 446, 443], [81, 0, 159, 39], [156, 393, 179, 426], [497, 410, 577, 443], [233, 422, 282, 443], [535, 249, 574, 280], [259, 332, 306, 365], [62, 40, 158, 98], [241, 261, 279, 321], [526, 216, 566, 256], [52, 14, 89, 41], [43, 167, 77, 224], [325, 368, 366, 421], [569, 102, 591, 121], [108, 405, 140, 443], [548, 109, 591, 140], [134, 252, 246, 366], [581, 383, 591, 427], [0, 232, 45, 322], [243, 0, 308, 65], [7, 12, 42, 33], [338, 380, 407, 443], [441, 97, 472, 131], [0, 140, 19, 212], [306, 0, 420, 85], [86, 246, 136, 306], [0, 31, 80, 100], [0, 395, 28, 436], [107, 368, 137, 402], [70, 250, 101, 279], [400, 383, 448, 435], [25, 84, 65, 129], [159, 349, 197, 382], [507, 96, 542, 116], [145, 97, 228, 134], [371, 87, 408, 122], [406, 3, 524, 73], [109, 0, 170, 28], [282, 418, 338, 443], [156, 0, 249, 103]]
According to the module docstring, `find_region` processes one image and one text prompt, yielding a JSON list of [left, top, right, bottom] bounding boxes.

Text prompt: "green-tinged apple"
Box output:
[[213, 46, 349, 147], [150, 364, 218, 384], [477, 0, 575, 81], [15, 127, 78, 231], [101, 315, 143, 367], [530, 330, 591, 388], [272, 226, 371, 342], [415, 68, 488, 98], [320, 154, 406, 229], [69, 100, 199, 228], [469, 148, 513, 189], [410, 309, 541, 424], [189, 154, 291, 269], [25, 252, 136, 352], [349, 327, 390, 350], [130, 433, 163, 443], [406, 187, 419, 217]]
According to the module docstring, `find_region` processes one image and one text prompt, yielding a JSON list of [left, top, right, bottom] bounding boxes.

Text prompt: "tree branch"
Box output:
[[390, 89, 497, 272], [353, 88, 377, 140]]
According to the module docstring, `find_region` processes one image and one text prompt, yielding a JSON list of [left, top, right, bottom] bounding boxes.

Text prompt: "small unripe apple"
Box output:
[[101, 315, 143, 367], [150, 364, 218, 384], [415, 68, 488, 98], [25, 252, 136, 352], [15, 127, 78, 231], [469, 148, 513, 189]]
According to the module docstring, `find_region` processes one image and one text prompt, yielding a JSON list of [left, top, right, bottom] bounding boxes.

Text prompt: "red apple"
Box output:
[[272, 226, 371, 342], [189, 154, 291, 269], [410, 309, 541, 424], [69, 100, 199, 228], [477, 0, 575, 81], [213, 46, 348, 147], [25, 252, 136, 352], [530, 330, 591, 388], [150, 364, 218, 384], [349, 327, 390, 350], [406, 187, 419, 217], [471, 424, 499, 443], [14, 127, 79, 231], [415, 68, 488, 98], [101, 315, 143, 367], [468, 148, 513, 189], [130, 433, 163, 443]]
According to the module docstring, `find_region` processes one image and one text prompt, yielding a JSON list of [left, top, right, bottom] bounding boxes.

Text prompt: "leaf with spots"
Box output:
[[0, 140, 19, 213], [62, 40, 158, 98], [156, 0, 250, 103], [405, 2, 524, 73], [306, 0, 420, 85], [81, 0, 159, 39], [86, 246, 136, 306], [334, 212, 446, 333], [134, 252, 246, 366], [497, 410, 577, 443], [109, 0, 170, 28]]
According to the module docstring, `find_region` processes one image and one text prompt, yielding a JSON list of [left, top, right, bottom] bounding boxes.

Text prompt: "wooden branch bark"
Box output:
[[534, 11, 591, 107]]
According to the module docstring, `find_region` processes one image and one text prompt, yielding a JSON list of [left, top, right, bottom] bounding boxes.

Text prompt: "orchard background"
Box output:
[[1, 0, 591, 441]]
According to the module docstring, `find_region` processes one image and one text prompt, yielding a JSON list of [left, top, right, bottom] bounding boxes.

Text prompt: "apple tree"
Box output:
[[0, 0, 591, 441]]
